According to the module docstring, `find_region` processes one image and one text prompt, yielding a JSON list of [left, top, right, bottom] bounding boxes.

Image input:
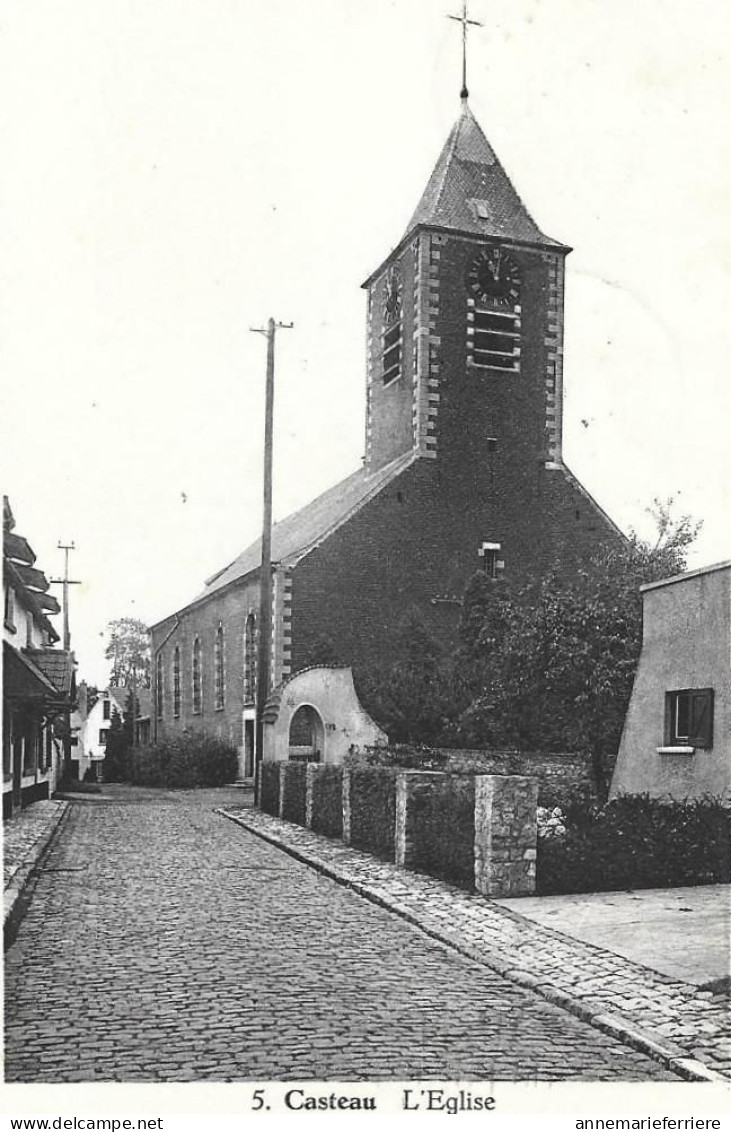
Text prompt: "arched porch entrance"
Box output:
[[288, 704, 324, 763]]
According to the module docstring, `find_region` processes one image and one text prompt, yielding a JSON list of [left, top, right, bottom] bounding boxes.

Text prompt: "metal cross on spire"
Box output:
[[448, 0, 483, 101]]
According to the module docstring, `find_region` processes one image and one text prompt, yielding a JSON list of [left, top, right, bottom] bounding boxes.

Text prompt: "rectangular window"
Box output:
[[666, 689, 714, 748], [103, 700, 111, 721], [470, 308, 520, 373], [99, 729, 108, 746], [479, 541, 503, 580], [382, 323, 402, 385]]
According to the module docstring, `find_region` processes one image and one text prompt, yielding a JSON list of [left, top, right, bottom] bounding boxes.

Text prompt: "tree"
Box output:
[[105, 617, 151, 689], [356, 610, 469, 745], [455, 498, 702, 800], [102, 707, 129, 782]]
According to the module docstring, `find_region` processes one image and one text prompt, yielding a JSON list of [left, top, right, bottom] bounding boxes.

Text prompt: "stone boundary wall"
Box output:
[[349, 745, 596, 805], [260, 762, 538, 897]]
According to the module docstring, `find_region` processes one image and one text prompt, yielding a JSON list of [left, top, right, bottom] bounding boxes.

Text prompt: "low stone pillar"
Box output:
[[342, 767, 352, 845], [395, 771, 445, 868], [474, 774, 539, 898]]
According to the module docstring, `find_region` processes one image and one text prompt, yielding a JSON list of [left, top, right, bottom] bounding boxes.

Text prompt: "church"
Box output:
[[150, 66, 624, 773]]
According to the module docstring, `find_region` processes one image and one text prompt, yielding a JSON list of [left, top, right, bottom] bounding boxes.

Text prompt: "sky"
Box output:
[[1, 0, 729, 687]]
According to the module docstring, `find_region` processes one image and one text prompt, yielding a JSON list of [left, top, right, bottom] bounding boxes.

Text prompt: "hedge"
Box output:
[[281, 763, 307, 826], [260, 762, 281, 817], [537, 794, 731, 895], [349, 767, 398, 860], [410, 775, 475, 890], [309, 766, 343, 839], [128, 733, 237, 788]]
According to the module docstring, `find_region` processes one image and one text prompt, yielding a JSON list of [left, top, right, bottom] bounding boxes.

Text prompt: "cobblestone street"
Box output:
[[5, 789, 680, 1083]]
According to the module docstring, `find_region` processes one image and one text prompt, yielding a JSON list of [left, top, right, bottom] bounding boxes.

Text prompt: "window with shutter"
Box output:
[[666, 688, 714, 748], [689, 689, 713, 748]]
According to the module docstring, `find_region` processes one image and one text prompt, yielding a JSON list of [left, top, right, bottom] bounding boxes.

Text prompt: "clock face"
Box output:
[[383, 267, 402, 326], [468, 247, 521, 308]]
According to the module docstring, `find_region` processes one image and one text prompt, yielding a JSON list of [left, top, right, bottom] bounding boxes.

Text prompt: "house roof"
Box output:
[[25, 649, 75, 697], [197, 450, 416, 602], [4, 531, 35, 566], [105, 686, 152, 718], [402, 100, 566, 250]]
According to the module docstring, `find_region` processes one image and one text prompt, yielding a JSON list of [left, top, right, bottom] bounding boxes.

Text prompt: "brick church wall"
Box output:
[[152, 575, 259, 751]]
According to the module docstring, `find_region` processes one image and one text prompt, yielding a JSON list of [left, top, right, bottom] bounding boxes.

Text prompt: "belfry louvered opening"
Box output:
[[382, 322, 402, 384], [471, 308, 521, 372]]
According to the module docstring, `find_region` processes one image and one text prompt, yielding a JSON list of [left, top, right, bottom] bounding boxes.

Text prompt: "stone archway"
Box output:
[[288, 704, 325, 763]]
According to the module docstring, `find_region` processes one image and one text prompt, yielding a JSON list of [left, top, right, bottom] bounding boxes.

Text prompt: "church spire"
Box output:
[[448, 0, 482, 102], [401, 102, 566, 249]]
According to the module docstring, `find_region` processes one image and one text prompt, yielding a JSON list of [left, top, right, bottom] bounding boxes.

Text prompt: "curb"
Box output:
[[4, 801, 71, 948], [218, 808, 728, 1085]]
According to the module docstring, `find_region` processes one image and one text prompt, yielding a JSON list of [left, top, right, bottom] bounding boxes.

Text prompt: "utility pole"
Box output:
[[50, 541, 81, 780], [250, 317, 292, 803], [50, 541, 81, 652]]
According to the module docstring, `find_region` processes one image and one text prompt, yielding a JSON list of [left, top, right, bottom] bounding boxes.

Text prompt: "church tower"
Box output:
[[364, 94, 569, 487]]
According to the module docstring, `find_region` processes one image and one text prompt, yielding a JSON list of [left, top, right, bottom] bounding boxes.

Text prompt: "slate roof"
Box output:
[[199, 450, 416, 602], [106, 686, 152, 719], [402, 100, 566, 249], [23, 649, 75, 698]]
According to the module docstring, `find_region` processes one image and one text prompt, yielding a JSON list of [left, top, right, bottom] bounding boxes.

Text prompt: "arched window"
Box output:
[[192, 637, 202, 714], [244, 614, 257, 704], [156, 653, 163, 720], [173, 646, 181, 718], [214, 623, 225, 709]]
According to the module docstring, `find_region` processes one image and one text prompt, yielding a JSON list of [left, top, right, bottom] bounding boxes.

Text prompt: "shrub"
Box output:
[[310, 766, 343, 839], [128, 732, 237, 789], [410, 775, 475, 890], [349, 767, 398, 860], [281, 763, 307, 825], [537, 794, 731, 895], [260, 762, 281, 816]]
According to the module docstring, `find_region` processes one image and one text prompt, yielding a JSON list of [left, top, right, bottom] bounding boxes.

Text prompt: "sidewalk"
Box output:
[[3, 798, 69, 932], [497, 886, 730, 990], [220, 805, 731, 1083]]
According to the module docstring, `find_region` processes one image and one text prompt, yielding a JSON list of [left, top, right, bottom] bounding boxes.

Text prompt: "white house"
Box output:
[[611, 560, 731, 803], [74, 686, 128, 781]]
